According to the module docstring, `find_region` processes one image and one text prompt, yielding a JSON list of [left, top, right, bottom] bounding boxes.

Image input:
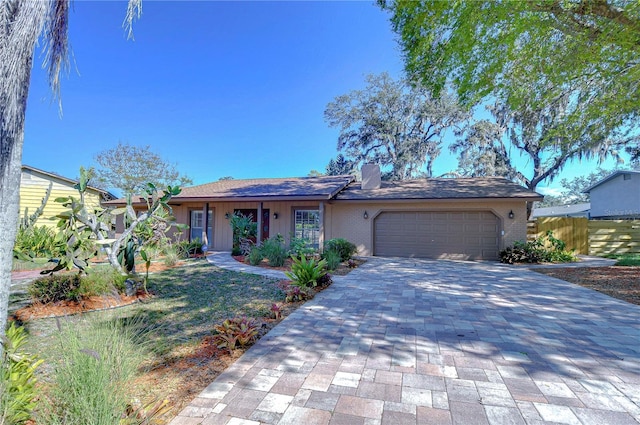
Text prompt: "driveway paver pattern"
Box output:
[[171, 256, 640, 425]]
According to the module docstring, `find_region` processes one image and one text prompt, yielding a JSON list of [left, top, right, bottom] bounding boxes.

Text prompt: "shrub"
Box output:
[[285, 256, 327, 288], [261, 235, 288, 267], [0, 323, 43, 425], [29, 269, 126, 303], [163, 247, 180, 266], [247, 246, 263, 266], [175, 238, 203, 259], [213, 317, 259, 353], [322, 249, 341, 271], [13, 225, 65, 259], [230, 213, 257, 250], [39, 317, 148, 425], [29, 274, 82, 303], [324, 238, 357, 262], [288, 236, 316, 258], [82, 267, 127, 296], [500, 231, 577, 264]]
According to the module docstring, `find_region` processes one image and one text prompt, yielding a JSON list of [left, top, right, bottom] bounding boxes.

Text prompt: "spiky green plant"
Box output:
[[285, 256, 327, 288]]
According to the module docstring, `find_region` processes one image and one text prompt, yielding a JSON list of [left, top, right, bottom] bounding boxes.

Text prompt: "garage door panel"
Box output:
[[374, 211, 499, 260]]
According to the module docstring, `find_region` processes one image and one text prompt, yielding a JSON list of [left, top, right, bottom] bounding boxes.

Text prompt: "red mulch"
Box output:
[[11, 261, 188, 322], [12, 291, 153, 322]]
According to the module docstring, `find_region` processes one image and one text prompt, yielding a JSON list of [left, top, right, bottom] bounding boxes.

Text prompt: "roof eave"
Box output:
[[173, 195, 334, 203], [332, 195, 543, 203], [22, 165, 116, 199], [583, 170, 640, 193]]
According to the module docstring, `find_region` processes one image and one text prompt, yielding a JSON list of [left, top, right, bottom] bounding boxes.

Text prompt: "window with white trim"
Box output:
[[190, 210, 213, 244], [294, 209, 320, 247]]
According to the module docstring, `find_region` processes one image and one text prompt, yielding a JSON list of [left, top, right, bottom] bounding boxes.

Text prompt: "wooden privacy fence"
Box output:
[[528, 217, 640, 255], [527, 217, 589, 254], [589, 220, 640, 256]]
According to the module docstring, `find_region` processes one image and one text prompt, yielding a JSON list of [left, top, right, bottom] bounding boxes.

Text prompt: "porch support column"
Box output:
[[202, 203, 209, 247], [257, 202, 264, 244], [319, 202, 325, 252]]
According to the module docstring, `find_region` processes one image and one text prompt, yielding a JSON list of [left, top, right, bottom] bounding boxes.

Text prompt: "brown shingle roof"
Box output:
[[106, 175, 542, 206], [105, 175, 355, 205], [334, 177, 542, 201]]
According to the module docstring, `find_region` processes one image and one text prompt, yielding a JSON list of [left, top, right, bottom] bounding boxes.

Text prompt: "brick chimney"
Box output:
[[361, 164, 381, 190]]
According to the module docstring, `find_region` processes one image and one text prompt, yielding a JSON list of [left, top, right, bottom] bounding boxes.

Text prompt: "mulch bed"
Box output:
[[12, 291, 153, 322], [134, 309, 302, 421], [232, 255, 365, 276], [11, 261, 187, 322], [14, 259, 313, 423], [534, 266, 640, 306]]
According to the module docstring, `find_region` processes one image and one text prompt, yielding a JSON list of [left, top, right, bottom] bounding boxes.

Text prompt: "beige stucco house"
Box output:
[[19, 165, 115, 227], [114, 166, 541, 260]]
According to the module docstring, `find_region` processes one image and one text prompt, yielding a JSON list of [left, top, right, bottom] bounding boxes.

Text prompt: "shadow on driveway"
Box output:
[[172, 256, 640, 425]]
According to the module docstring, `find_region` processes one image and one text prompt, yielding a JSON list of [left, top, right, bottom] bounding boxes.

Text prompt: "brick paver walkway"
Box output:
[[171, 256, 640, 425]]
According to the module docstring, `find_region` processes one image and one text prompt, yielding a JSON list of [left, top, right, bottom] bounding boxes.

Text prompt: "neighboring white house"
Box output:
[[530, 203, 591, 219], [584, 170, 640, 219]]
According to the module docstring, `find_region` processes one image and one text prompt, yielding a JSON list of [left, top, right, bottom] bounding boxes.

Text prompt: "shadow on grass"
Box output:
[[23, 261, 285, 374]]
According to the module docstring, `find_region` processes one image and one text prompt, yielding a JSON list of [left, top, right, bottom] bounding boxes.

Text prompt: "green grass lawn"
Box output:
[[22, 260, 285, 380], [603, 253, 640, 266], [612, 254, 640, 266], [13, 260, 288, 422]]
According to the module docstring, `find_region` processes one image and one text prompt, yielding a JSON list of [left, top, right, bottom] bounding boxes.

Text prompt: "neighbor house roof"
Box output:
[[530, 203, 590, 219], [22, 165, 116, 200], [334, 177, 542, 201], [583, 170, 640, 193], [106, 175, 356, 205]]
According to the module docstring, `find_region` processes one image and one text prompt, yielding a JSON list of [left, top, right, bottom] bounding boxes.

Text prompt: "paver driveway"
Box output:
[[171, 257, 640, 425]]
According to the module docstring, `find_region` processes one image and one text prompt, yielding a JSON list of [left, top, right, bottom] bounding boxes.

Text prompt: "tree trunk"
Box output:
[[0, 0, 49, 340]]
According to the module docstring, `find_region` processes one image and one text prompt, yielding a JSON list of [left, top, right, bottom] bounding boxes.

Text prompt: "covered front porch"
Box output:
[[170, 200, 327, 251]]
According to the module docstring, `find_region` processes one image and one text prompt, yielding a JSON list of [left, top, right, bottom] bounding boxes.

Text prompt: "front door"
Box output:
[[233, 208, 269, 242]]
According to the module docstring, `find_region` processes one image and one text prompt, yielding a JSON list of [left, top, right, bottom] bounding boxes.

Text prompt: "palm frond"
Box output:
[[43, 0, 70, 105], [123, 0, 142, 40]]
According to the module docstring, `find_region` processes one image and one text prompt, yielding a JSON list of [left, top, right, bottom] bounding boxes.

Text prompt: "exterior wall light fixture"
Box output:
[[273, 212, 279, 219], [363, 211, 369, 219], [508, 210, 514, 219], [225, 212, 230, 219]]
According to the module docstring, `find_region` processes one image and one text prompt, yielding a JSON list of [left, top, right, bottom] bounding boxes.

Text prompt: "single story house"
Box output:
[[20, 165, 115, 227], [112, 165, 541, 260], [584, 170, 640, 219], [530, 203, 591, 219]]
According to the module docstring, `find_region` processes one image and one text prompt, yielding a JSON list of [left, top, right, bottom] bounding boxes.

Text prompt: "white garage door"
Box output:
[[374, 211, 499, 260]]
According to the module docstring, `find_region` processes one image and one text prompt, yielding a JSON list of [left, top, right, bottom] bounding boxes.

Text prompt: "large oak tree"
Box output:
[[325, 72, 466, 180], [382, 0, 640, 183]]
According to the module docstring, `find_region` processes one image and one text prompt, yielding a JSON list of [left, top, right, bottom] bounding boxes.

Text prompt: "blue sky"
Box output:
[[23, 1, 624, 196]]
